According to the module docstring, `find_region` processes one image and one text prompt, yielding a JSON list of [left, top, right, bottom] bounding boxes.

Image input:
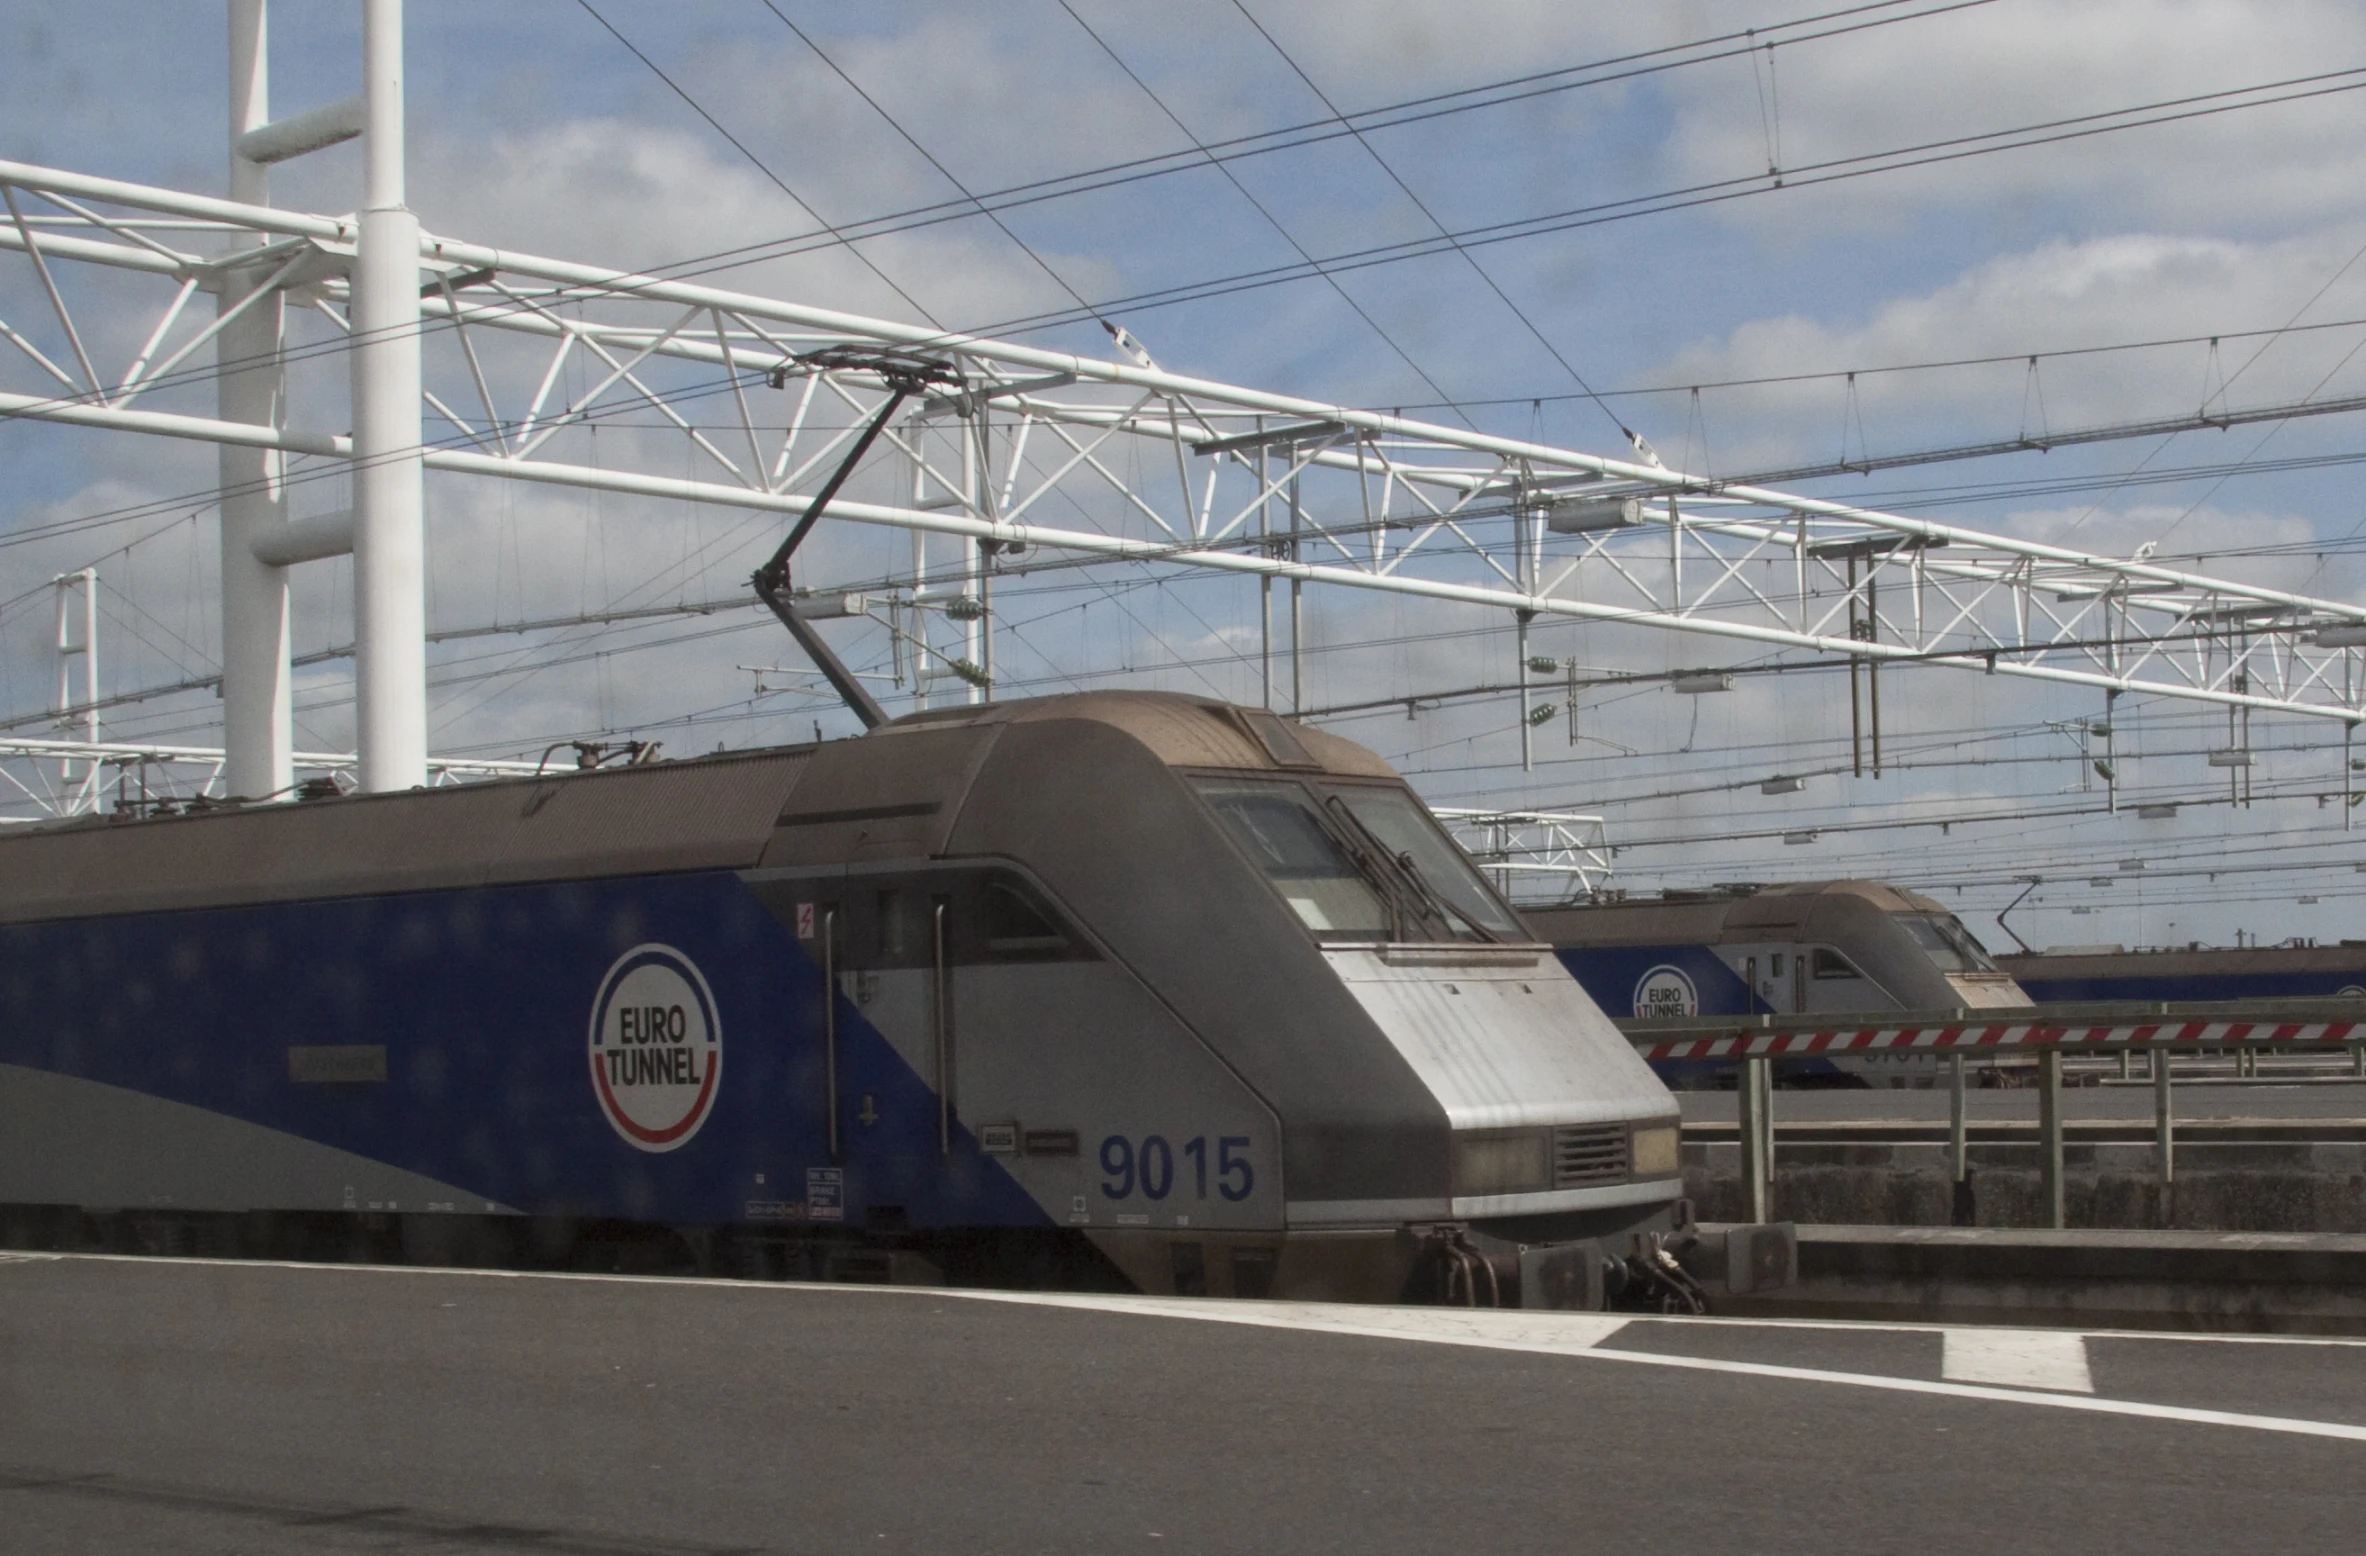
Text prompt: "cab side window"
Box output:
[[983, 878, 1071, 959], [1812, 947, 1862, 980]]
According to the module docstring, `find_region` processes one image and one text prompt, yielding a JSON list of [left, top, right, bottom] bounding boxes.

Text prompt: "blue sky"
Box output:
[[7, 0, 2366, 949]]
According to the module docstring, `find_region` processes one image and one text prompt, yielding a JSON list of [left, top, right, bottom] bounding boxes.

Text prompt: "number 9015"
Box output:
[[1099, 1134, 1252, 1202]]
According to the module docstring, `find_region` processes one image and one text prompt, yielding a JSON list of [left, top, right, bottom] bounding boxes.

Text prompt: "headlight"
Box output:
[[1453, 1131, 1551, 1197], [1630, 1124, 1681, 1178]]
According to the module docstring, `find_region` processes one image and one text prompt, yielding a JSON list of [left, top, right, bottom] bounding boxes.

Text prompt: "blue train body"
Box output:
[[0, 870, 1043, 1231], [2003, 947, 2366, 1005], [1552, 944, 1761, 1019]]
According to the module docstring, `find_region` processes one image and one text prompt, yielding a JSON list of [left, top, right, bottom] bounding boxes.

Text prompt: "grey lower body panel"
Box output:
[[0, 1062, 505, 1216], [1288, 1176, 1682, 1227]]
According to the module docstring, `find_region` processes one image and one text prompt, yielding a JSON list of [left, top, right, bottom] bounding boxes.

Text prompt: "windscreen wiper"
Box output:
[[1321, 795, 1459, 943], [1324, 795, 1506, 945], [1308, 794, 1426, 941]]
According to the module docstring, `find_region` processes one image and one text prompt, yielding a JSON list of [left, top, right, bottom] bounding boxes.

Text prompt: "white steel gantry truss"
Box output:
[[6, 13, 2366, 817], [1434, 808, 1615, 902], [0, 734, 537, 822]]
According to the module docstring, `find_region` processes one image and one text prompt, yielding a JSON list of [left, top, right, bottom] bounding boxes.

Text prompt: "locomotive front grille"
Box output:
[[1552, 1123, 1629, 1187]]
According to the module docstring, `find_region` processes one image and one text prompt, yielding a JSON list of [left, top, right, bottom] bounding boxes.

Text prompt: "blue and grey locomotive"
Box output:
[[1528, 880, 2032, 1086], [0, 691, 1683, 1304]]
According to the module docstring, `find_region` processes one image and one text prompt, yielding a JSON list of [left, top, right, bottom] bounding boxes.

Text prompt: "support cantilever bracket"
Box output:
[[752, 348, 963, 732], [1994, 876, 2042, 954]]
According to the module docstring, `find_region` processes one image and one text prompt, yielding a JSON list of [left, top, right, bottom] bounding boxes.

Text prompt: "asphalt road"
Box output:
[[2, 1254, 2362, 1553]]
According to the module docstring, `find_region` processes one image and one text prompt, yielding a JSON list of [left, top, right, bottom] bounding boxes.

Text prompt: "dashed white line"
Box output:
[[1942, 1328, 2094, 1393]]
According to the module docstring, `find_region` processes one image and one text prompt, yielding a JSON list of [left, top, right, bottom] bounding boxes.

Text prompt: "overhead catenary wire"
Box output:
[[18, 14, 2314, 429], [755, 1, 1104, 328], [1053, 0, 1477, 423], [930, 66, 2366, 345], [1388, 312, 2366, 414], [1226, 0, 1638, 446], [570, 0, 945, 328], [2037, 229, 2366, 552], [8, 54, 2354, 467], [576, 0, 2001, 294]]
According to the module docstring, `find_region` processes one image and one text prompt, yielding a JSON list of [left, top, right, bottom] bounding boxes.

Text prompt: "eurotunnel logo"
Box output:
[[587, 944, 722, 1152], [1633, 964, 1699, 1019]]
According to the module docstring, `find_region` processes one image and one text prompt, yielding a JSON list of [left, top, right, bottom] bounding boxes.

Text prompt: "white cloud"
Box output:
[[1643, 226, 2366, 471], [408, 115, 1125, 335], [1654, 0, 2366, 230]]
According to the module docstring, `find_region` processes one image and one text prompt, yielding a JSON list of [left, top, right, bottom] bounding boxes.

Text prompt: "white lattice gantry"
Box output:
[[5, 146, 2366, 808]]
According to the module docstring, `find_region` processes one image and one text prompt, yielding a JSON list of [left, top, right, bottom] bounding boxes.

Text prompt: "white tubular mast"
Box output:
[[348, 0, 426, 791], [217, 0, 293, 801], [51, 569, 98, 793], [4, 142, 2366, 729]]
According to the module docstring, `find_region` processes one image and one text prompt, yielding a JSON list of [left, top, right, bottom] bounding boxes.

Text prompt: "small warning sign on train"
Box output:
[[806, 1166, 844, 1222]]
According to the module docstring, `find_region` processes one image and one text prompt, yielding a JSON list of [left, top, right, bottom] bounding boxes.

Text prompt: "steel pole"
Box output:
[[2038, 1048, 2066, 1229], [1258, 444, 1272, 710], [1738, 1055, 1772, 1224], [1517, 611, 1534, 772], [2154, 1046, 2174, 1219], [218, 0, 292, 800], [909, 529, 928, 710], [350, 0, 427, 791], [1948, 1052, 1967, 1182], [1288, 473, 1304, 715], [962, 537, 983, 704], [52, 570, 98, 793]]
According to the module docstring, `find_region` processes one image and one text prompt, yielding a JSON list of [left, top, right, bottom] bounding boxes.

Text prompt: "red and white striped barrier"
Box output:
[[1635, 1019, 2366, 1063]]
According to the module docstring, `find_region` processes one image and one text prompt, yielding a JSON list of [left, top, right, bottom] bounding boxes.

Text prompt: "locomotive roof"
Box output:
[[876, 689, 1393, 776], [1523, 877, 1953, 946], [0, 691, 1384, 923]]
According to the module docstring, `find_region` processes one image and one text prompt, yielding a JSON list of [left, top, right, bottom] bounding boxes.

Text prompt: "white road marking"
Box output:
[[1942, 1328, 2094, 1393], [953, 1288, 2366, 1442], [969, 1295, 1635, 1355], [21, 1254, 2366, 1442]]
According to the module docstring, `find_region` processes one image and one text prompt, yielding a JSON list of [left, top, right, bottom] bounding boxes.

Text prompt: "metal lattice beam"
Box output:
[[4, 155, 2365, 732]]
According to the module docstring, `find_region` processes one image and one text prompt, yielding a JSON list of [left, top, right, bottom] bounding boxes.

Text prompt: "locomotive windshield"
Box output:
[[1896, 913, 2001, 974], [1193, 779, 1392, 938], [1193, 777, 1524, 942]]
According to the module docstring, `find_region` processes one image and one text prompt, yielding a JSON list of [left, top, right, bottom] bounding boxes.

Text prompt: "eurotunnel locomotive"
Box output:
[[1529, 879, 2033, 1087], [0, 692, 1687, 1305]]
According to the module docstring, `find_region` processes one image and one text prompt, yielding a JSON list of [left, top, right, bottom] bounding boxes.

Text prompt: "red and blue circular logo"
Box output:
[[587, 944, 722, 1152]]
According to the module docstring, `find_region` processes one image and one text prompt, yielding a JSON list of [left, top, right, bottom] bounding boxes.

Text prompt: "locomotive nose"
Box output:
[[1318, 943, 1684, 1223]]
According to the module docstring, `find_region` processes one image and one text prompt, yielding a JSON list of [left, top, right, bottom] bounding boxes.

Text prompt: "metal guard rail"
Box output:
[[1618, 998, 2366, 1063]]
